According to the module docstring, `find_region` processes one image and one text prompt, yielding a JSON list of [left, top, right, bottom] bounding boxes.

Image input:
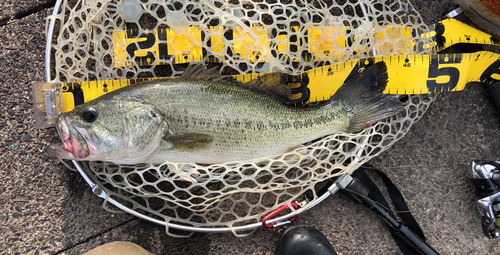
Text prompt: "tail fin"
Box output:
[[331, 62, 403, 132]]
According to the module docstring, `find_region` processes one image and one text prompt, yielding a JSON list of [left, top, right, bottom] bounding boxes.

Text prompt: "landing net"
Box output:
[[46, 0, 435, 236]]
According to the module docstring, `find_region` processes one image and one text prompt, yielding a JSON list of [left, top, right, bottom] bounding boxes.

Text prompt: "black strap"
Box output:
[[366, 165, 426, 240], [350, 164, 426, 255]]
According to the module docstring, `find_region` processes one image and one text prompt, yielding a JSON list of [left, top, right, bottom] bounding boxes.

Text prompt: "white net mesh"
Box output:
[[47, 0, 436, 235], [47, 0, 435, 81]]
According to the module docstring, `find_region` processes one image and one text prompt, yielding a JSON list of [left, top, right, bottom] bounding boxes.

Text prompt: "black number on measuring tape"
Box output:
[[433, 22, 446, 49], [412, 25, 438, 52], [403, 59, 411, 67], [126, 32, 157, 66], [480, 59, 500, 84], [426, 58, 460, 92], [65, 83, 85, 106]]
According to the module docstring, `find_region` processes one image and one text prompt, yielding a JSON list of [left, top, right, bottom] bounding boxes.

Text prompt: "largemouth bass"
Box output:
[[47, 62, 402, 164]]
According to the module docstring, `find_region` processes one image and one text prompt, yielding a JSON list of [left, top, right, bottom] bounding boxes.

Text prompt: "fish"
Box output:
[[46, 62, 402, 165]]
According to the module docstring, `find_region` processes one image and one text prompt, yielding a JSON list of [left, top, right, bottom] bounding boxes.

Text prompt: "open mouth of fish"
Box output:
[[47, 118, 96, 159]]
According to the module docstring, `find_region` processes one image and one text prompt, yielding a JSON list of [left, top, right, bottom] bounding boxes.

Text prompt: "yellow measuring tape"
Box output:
[[113, 24, 413, 66], [112, 18, 498, 66], [303, 51, 500, 102], [33, 18, 500, 128]]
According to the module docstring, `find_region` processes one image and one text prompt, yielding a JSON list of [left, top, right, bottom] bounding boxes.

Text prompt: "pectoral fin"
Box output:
[[164, 133, 213, 152]]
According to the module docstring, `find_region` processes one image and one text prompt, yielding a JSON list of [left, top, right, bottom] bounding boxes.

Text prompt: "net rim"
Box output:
[[70, 158, 331, 233], [45, 0, 62, 83]]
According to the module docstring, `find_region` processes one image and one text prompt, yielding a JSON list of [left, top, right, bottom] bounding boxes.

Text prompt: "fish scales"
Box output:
[[47, 63, 403, 165], [139, 79, 345, 163]]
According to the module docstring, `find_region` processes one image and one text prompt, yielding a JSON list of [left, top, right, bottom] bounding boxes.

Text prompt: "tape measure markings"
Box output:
[[34, 18, 500, 128], [434, 18, 500, 51], [115, 19, 500, 68], [116, 25, 423, 67], [48, 50, 500, 113], [42, 52, 500, 116]]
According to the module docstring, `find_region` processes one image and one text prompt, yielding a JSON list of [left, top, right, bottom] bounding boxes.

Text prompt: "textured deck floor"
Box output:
[[1, 0, 500, 254]]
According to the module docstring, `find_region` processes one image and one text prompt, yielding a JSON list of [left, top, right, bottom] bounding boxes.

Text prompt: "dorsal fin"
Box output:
[[181, 64, 239, 85], [244, 73, 294, 103], [181, 64, 305, 104]]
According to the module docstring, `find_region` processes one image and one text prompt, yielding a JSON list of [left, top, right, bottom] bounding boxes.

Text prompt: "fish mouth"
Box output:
[[47, 117, 97, 160]]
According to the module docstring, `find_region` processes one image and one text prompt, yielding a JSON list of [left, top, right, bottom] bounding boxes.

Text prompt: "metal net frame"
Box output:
[[45, 0, 436, 236]]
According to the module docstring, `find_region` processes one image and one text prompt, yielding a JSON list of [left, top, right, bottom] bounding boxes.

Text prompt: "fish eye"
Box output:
[[81, 108, 98, 122]]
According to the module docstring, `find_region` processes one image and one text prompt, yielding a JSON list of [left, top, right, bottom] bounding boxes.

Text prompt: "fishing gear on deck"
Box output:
[[306, 165, 440, 255], [469, 161, 500, 239]]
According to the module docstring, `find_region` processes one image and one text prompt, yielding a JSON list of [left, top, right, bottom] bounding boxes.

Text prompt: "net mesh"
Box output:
[[47, 0, 436, 235]]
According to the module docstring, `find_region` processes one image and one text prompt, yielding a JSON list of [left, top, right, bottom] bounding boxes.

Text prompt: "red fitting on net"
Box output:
[[262, 202, 298, 228]]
